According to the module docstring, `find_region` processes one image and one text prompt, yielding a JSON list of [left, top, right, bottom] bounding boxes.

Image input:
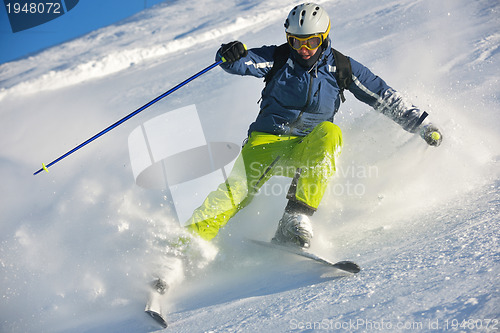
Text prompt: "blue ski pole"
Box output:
[[34, 60, 223, 176]]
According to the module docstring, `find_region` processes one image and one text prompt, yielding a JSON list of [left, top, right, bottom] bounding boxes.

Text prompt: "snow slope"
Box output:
[[0, 0, 499, 332]]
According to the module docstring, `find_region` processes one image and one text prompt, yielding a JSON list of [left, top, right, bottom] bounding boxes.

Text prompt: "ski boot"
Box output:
[[272, 200, 314, 248]]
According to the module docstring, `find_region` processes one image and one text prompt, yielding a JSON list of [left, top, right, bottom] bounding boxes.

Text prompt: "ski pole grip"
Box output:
[[221, 43, 247, 63]]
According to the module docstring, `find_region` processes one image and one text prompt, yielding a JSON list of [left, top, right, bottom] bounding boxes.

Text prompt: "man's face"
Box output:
[[297, 46, 318, 61], [287, 33, 322, 61]]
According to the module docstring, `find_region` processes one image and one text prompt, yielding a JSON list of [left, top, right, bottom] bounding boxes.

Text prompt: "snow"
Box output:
[[1, 0, 499, 332]]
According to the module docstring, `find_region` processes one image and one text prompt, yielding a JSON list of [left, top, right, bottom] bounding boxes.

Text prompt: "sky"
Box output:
[[0, 0, 168, 65]]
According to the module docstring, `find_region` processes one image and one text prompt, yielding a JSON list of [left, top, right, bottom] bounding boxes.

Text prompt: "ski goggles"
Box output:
[[287, 33, 323, 51]]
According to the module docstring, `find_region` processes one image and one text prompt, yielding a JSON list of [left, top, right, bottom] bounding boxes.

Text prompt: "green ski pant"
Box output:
[[186, 121, 342, 240]]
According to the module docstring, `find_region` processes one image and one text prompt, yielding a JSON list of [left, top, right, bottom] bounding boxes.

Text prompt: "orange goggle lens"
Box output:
[[287, 34, 323, 51]]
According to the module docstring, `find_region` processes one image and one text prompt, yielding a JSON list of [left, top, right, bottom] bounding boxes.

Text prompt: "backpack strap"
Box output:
[[331, 48, 353, 103], [264, 43, 290, 83]]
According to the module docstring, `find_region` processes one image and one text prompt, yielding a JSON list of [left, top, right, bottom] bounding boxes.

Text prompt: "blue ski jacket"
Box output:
[[217, 41, 428, 137]]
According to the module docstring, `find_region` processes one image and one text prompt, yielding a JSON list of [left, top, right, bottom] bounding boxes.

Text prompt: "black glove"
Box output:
[[218, 41, 247, 63], [420, 123, 443, 147]]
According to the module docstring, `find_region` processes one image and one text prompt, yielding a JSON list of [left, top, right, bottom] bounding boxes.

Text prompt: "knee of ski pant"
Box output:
[[311, 122, 343, 147], [300, 122, 342, 159]]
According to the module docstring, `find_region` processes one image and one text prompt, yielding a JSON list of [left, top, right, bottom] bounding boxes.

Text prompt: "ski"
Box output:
[[145, 279, 168, 328], [250, 239, 361, 274]]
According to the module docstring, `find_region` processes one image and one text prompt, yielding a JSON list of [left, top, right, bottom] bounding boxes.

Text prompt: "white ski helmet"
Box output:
[[284, 3, 331, 38]]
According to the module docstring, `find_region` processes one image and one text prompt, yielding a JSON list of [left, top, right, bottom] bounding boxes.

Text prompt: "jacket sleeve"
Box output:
[[347, 57, 428, 133], [216, 45, 276, 78]]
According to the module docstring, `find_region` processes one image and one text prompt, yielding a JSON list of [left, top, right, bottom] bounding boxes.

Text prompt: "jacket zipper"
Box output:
[[292, 72, 315, 126]]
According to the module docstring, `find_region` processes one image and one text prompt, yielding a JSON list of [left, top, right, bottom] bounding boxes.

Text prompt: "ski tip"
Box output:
[[146, 310, 168, 328], [334, 261, 361, 274]]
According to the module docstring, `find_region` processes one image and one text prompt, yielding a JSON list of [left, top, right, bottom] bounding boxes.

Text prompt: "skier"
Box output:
[[185, 3, 443, 249], [147, 3, 444, 326]]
